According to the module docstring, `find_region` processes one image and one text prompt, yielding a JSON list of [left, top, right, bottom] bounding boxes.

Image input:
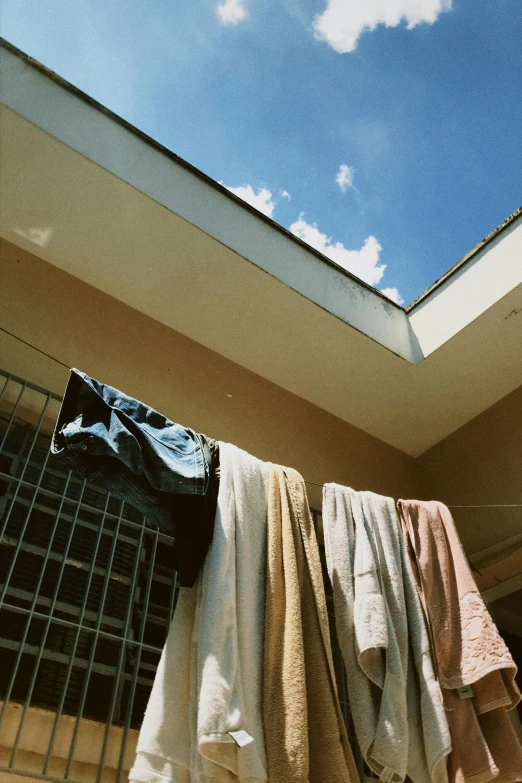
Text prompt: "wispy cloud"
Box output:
[[336, 163, 354, 192], [280, 190, 292, 200], [223, 183, 276, 217], [217, 0, 247, 25], [380, 287, 404, 305], [314, 0, 452, 53], [289, 214, 386, 286]]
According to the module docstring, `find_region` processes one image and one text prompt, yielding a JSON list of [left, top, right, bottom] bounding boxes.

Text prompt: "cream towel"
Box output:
[[323, 485, 451, 783], [130, 442, 270, 783], [264, 466, 360, 783]]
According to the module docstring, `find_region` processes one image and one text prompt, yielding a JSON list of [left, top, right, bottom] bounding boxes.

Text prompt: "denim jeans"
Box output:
[[51, 369, 219, 585]]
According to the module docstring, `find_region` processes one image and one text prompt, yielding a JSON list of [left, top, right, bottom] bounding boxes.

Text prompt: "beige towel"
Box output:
[[398, 500, 522, 783], [263, 465, 360, 783]]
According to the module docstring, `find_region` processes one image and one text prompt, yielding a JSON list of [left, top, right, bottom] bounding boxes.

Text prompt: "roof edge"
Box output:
[[0, 37, 403, 312], [406, 204, 522, 312]]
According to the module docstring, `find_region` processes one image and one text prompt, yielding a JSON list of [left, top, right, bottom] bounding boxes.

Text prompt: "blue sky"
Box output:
[[3, 0, 521, 305]]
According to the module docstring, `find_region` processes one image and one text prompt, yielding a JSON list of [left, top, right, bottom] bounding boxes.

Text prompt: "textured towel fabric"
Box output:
[[129, 442, 270, 783], [399, 521, 452, 783], [323, 485, 450, 783], [398, 500, 522, 783], [473, 670, 519, 715], [263, 466, 360, 783], [443, 690, 522, 783]]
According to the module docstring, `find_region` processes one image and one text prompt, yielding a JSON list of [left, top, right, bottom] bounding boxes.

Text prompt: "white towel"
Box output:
[[323, 485, 450, 783], [130, 441, 270, 783]]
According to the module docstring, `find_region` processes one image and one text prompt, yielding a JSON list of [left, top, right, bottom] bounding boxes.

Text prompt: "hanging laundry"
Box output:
[[130, 441, 270, 783], [398, 500, 522, 783], [264, 466, 360, 783], [51, 368, 219, 585], [323, 485, 451, 783]]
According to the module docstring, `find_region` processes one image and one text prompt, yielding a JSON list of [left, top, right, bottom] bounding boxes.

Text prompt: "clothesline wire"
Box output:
[[439, 504, 522, 508], [3, 326, 522, 512], [1, 326, 70, 369], [303, 480, 522, 509]]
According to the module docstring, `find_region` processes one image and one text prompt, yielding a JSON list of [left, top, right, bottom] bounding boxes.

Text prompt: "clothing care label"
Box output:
[[228, 730, 254, 748], [457, 685, 474, 699]]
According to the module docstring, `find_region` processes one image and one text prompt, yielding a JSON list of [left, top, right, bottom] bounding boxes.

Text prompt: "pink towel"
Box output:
[[398, 500, 522, 783]]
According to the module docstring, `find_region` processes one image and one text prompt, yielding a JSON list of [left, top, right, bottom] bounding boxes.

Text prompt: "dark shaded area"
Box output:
[[0, 408, 177, 729]]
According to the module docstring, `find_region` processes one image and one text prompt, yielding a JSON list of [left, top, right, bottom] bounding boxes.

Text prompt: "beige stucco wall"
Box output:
[[2, 236, 522, 783], [2, 233, 520, 548], [0, 238, 417, 510], [0, 237, 418, 783], [416, 383, 522, 556]]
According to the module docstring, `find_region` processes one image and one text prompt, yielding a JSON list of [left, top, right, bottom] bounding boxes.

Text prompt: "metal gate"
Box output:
[[0, 368, 357, 783]]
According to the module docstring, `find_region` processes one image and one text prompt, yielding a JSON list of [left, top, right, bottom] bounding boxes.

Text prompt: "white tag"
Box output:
[[228, 730, 254, 748], [457, 685, 474, 699]]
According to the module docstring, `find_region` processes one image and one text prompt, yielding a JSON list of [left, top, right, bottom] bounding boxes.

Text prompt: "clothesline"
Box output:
[[1, 325, 71, 369], [4, 312, 522, 777], [3, 325, 522, 512], [303, 481, 522, 509]]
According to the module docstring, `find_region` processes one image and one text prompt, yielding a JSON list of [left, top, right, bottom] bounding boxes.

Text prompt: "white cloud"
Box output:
[[336, 164, 354, 192], [217, 0, 247, 24], [289, 215, 385, 286], [380, 287, 404, 305], [223, 184, 276, 217], [313, 0, 452, 53], [280, 190, 292, 200]]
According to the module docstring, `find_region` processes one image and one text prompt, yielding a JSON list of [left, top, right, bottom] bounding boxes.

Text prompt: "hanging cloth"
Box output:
[[398, 500, 522, 783], [51, 368, 219, 586], [263, 466, 360, 783], [323, 485, 451, 783], [129, 442, 270, 783]]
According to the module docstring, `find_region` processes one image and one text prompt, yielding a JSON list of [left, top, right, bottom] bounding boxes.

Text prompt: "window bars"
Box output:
[[0, 369, 359, 783]]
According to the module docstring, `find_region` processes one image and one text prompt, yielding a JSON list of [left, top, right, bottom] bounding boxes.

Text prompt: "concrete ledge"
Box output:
[[0, 702, 137, 783]]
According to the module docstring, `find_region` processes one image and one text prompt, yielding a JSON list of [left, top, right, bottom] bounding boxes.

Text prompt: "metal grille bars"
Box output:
[[0, 369, 359, 783]]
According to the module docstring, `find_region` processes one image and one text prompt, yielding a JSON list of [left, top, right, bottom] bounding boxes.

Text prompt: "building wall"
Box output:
[[2, 235, 521, 550], [0, 238, 417, 511], [0, 703, 136, 783], [2, 236, 522, 783], [416, 383, 522, 556]]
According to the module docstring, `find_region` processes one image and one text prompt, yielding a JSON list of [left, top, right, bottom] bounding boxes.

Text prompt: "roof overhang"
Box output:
[[1, 39, 522, 456]]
